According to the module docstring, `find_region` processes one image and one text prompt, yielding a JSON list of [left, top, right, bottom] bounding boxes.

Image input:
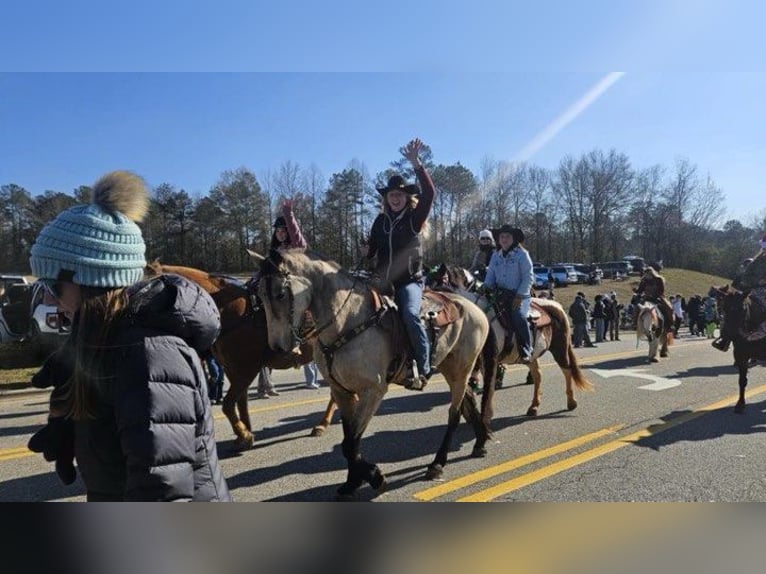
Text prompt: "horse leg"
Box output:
[[659, 333, 669, 358], [222, 382, 255, 450], [426, 405, 462, 480], [335, 389, 385, 500], [311, 398, 337, 437], [460, 389, 489, 457], [526, 360, 543, 416], [648, 338, 659, 363], [734, 349, 748, 414]]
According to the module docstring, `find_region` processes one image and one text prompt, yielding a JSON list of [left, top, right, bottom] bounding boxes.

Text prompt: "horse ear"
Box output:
[[246, 249, 266, 262]]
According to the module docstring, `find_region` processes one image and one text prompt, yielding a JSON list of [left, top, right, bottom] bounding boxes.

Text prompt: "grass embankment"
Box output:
[[0, 342, 41, 390], [0, 267, 731, 391], [542, 268, 730, 310]]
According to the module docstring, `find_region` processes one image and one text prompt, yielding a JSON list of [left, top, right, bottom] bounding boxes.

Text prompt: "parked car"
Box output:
[[533, 266, 550, 289], [574, 264, 603, 284], [622, 256, 645, 275], [0, 279, 70, 356], [549, 265, 578, 286], [599, 261, 633, 279]]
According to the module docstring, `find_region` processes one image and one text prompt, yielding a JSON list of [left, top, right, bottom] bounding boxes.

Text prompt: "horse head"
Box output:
[[637, 302, 660, 341], [251, 248, 314, 355]]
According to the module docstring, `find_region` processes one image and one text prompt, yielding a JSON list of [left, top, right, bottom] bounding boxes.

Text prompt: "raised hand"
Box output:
[[400, 138, 424, 166]]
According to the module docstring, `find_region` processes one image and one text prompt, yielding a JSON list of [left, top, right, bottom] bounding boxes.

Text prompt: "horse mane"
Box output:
[[145, 259, 233, 295]]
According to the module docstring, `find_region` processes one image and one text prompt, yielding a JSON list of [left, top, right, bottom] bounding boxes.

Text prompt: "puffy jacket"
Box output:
[[74, 274, 232, 502]]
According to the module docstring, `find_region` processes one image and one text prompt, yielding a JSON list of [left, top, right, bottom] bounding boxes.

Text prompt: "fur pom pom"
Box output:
[[92, 170, 149, 223]]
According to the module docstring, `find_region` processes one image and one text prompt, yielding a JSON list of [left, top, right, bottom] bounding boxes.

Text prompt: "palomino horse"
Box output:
[[715, 285, 766, 413], [636, 301, 668, 363], [146, 262, 320, 450], [445, 265, 592, 418], [255, 249, 494, 499]]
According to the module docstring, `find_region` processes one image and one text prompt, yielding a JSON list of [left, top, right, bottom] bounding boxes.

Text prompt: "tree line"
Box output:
[[2, 147, 764, 280]]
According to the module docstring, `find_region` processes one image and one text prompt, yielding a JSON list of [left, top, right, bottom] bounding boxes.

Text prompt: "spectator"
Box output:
[[592, 294, 606, 343]]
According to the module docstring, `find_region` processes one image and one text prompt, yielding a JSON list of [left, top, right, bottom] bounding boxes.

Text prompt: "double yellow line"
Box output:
[[414, 383, 766, 502]]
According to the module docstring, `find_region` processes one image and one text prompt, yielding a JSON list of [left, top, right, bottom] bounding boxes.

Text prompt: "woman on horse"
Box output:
[[366, 138, 435, 391], [469, 229, 496, 281], [27, 171, 231, 501], [258, 199, 318, 395], [635, 265, 674, 335], [482, 225, 535, 363]]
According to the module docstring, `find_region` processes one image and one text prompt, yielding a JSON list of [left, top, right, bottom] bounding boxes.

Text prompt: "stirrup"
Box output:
[[404, 374, 428, 391]]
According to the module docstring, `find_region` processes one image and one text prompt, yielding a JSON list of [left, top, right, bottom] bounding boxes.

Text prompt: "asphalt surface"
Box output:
[[1, 330, 765, 502]]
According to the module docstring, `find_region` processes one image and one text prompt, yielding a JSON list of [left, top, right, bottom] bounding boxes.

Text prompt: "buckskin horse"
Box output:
[[444, 265, 592, 419], [715, 285, 766, 413], [146, 262, 325, 450], [254, 249, 495, 499]]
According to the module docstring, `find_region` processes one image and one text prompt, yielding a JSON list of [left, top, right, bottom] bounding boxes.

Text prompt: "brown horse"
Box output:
[[716, 285, 766, 413], [146, 262, 324, 450]]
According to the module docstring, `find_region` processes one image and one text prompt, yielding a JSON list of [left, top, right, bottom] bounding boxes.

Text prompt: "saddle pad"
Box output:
[[422, 289, 459, 327], [529, 300, 552, 328]]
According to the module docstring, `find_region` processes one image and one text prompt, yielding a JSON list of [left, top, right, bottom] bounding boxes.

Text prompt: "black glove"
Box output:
[[28, 417, 76, 485]]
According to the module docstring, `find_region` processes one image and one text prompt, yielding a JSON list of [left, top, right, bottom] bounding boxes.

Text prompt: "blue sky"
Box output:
[[1, 1, 764, 225]]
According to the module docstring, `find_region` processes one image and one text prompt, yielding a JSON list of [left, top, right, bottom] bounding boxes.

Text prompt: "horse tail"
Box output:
[[536, 299, 593, 392], [479, 322, 499, 428], [567, 342, 593, 391]]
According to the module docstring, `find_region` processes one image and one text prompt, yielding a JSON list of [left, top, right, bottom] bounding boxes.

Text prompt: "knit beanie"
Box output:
[[30, 171, 150, 287]]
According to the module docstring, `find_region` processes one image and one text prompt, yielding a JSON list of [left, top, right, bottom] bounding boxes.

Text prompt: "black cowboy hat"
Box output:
[[376, 174, 419, 197], [492, 225, 525, 244], [273, 216, 287, 228]]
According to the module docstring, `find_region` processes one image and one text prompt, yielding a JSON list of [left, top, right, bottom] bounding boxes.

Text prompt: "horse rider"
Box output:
[[482, 225, 535, 363], [635, 265, 674, 336], [365, 138, 435, 391], [469, 229, 496, 281], [712, 233, 766, 351]]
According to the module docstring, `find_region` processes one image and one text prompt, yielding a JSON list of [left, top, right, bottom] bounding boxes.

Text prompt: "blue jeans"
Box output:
[[205, 357, 224, 401], [395, 280, 430, 377], [510, 297, 532, 359], [304, 362, 318, 386]]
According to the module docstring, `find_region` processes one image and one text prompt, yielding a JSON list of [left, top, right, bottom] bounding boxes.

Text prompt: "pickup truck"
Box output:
[[0, 275, 70, 356]]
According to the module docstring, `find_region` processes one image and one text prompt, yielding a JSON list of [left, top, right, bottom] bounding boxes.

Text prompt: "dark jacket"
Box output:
[[367, 166, 435, 287], [74, 274, 231, 502], [568, 298, 588, 324]]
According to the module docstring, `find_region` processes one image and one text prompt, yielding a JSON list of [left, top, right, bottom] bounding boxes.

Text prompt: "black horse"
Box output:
[[716, 286, 766, 413]]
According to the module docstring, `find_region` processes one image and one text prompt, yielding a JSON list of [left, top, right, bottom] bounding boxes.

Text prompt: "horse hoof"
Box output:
[[233, 434, 255, 451], [310, 426, 326, 437], [472, 445, 487, 458], [567, 400, 578, 411], [650, 357, 659, 363], [369, 469, 386, 492], [660, 352, 668, 358], [734, 403, 746, 414], [526, 407, 538, 417], [425, 464, 444, 480]]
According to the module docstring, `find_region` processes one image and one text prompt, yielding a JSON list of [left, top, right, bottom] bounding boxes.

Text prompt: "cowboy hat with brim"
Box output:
[[376, 174, 419, 197], [492, 225, 525, 244]]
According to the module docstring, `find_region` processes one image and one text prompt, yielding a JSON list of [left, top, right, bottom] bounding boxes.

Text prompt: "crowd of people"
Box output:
[[20, 135, 766, 501]]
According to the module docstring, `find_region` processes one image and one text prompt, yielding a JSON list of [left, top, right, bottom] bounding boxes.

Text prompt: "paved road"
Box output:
[[1, 333, 765, 501]]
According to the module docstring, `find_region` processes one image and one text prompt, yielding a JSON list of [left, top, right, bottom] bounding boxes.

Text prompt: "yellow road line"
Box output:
[[456, 384, 766, 502], [0, 446, 33, 462], [413, 425, 624, 501]]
